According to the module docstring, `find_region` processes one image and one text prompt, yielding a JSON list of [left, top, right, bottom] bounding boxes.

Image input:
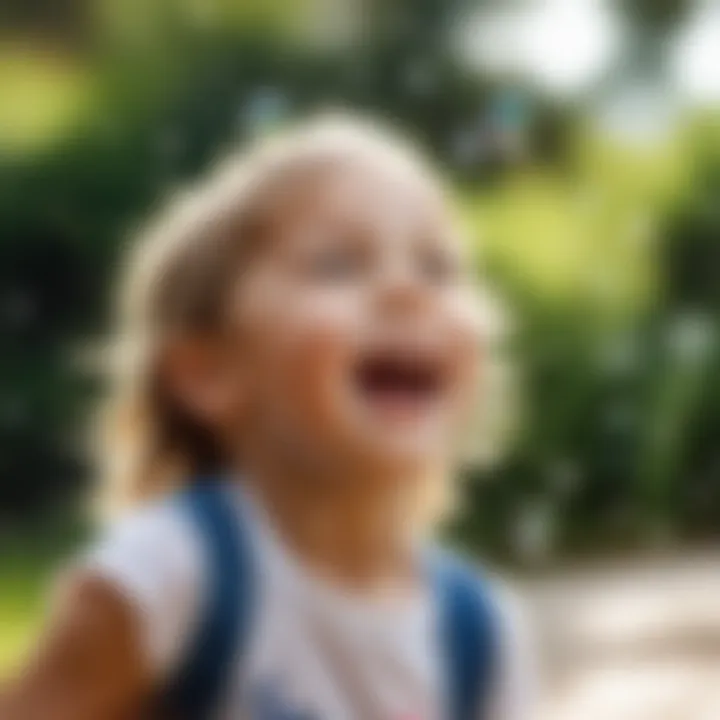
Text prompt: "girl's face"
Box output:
[[230, 155, 484, 481]]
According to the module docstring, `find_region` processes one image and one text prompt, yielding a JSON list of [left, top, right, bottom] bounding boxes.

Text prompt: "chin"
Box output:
[[361, 437, 444, 476]]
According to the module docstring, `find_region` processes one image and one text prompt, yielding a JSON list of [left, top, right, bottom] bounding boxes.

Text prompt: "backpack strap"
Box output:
[[162, 480, 256, 720], [433, 555, 499, 720]]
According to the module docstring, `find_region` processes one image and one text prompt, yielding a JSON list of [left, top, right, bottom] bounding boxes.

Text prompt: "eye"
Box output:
[[302, 241, 367, 282], [418, 242, 463, 284]]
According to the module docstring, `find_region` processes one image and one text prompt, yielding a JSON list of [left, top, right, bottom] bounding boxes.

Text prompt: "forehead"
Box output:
[[258, 150, 453, 238]]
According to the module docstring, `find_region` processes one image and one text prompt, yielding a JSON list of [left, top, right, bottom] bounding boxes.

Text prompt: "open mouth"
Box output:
[[353, 350, 447, 416]]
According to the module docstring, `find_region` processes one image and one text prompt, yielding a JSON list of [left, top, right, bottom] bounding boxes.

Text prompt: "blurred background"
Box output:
[[0, 0, 718, 716]]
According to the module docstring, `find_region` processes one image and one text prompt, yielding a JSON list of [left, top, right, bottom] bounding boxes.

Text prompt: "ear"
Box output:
[[160, 333, 246, 427]]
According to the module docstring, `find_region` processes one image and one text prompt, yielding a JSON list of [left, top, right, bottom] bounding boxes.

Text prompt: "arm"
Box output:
[[0, 573, 151, 720], [1, 503, 202, 720]]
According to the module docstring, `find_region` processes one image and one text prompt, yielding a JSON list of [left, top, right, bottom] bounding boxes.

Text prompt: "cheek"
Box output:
[[245, 289, 361, 428], [450, 339, 483, 425], [443, 295, 486, 406]]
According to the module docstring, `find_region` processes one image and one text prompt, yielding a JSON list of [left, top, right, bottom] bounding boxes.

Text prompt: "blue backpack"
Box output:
[[161, 481, 499, 720]]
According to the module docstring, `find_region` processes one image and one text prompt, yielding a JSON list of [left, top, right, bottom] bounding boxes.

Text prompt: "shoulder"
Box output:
[[77, 497, 208, 677], [477, 573, 536, 720], [85, 498, 206, 607], [434, 549, 530, 642], [433, 551, 536, 719], [477, 570, 531, 654], [432, 549, 511, 635]]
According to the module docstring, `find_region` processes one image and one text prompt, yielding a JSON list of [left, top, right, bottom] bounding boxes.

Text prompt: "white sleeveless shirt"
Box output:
[[83, 488, 534, 719]]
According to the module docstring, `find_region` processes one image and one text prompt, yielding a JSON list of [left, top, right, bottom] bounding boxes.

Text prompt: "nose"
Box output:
[[373, 249, 430, 319]]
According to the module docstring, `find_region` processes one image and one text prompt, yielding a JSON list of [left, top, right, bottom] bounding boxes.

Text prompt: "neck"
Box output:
[[236, 449, 423, 591]]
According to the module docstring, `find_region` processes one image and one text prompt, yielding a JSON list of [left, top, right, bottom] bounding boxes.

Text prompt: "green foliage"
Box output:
[[0, 15, 567, 521], [1, 6, 719, 562], [454, 122, 720, 558]]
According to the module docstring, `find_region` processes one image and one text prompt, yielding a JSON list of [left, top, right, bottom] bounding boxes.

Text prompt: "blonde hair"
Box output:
[[95, 113, 455, 518]]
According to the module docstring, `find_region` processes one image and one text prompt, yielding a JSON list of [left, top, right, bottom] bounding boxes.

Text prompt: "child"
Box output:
[[1, 115, 533, 719]]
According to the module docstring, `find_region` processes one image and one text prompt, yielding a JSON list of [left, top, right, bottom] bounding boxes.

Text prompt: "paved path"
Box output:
[[518, 551, 720, 719]]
